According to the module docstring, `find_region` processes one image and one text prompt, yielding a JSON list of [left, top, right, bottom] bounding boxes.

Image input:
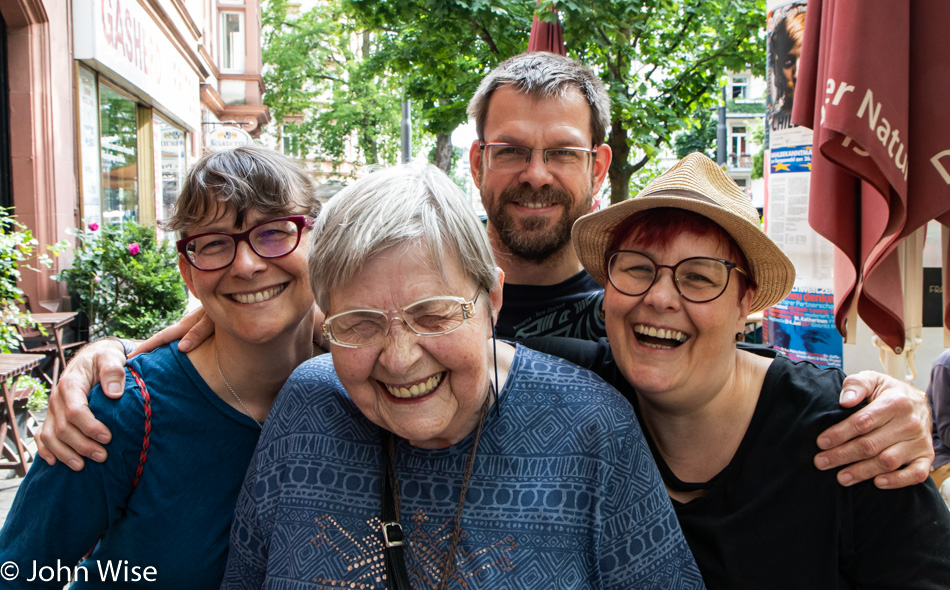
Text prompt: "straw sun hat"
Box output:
[[572, 152, 795, 313]]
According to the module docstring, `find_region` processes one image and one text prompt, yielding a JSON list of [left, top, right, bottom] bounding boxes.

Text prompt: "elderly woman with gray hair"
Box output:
[[219, 164, 703, 589]]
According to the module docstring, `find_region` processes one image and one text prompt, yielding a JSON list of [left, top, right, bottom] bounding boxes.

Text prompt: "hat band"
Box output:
[[638, 189, 718, 204]]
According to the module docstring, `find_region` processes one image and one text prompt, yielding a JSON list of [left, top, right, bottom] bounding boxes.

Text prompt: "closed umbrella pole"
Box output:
[[527, 0, 566, 56]]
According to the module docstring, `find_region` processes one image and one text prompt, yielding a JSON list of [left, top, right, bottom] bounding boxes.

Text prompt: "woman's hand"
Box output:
[[35, 308, 216, 470], [814, 371, 934, 489]]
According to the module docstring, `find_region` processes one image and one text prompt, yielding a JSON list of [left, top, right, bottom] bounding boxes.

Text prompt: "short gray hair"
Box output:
[[164, 145, 319, 236], [467, 52, 611, 146], [309, 164, 497, 312]]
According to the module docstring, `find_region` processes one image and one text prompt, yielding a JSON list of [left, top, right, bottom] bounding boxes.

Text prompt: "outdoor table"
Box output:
[[23, 312, 80, 386], [0, 353, 44, 476]]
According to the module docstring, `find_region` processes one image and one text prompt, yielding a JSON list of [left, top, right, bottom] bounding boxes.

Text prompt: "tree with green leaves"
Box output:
[[673, 108, 718, 160], [346, 0, 533, 170], [266, 0, 763, 198], [263, 0, 405, 171], [551, 0, 764, 202]]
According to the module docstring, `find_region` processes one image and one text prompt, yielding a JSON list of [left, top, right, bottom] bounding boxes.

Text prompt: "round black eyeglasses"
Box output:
[[177, 215, 314, 271], [606, 250, 749, 303]]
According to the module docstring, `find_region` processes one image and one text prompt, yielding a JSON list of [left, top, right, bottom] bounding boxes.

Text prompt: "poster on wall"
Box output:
[[764, 0, 843, 368], [766, 286, 844, 366], [78, 67, 102, 226]]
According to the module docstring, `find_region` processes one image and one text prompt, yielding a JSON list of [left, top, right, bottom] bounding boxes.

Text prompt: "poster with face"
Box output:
[[766, 2, 807, 136]]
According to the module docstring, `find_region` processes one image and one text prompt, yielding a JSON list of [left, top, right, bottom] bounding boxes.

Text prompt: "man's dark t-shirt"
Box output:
[[496, 270, 606, 341]]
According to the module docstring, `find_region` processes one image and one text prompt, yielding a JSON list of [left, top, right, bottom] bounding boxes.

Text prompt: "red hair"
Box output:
[[608, 208, 757, 301]]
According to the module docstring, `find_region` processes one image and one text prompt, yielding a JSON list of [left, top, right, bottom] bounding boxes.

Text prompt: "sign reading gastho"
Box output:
[[207, 127, 253, 151], [73, 0, 201, 132]]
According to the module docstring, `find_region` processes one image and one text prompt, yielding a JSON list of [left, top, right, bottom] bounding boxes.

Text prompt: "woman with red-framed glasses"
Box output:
[[0, 146, 320, 588]]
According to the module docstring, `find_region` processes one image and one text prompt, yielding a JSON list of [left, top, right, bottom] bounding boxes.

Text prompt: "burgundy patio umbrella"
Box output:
[[527, 0, 566, 55], [792, 0, 950, 353]]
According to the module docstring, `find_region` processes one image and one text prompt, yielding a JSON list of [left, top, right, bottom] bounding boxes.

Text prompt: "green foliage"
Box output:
[[0, 208, 60, 353], [346, 0, 532, 137], [56, 222, 187, 340], [262, 0, 764, 198], [725, 98, 766, 114], [674, 108, 718, 160], [547, 0, 765, 202], [263, 0, 404, 170], [4, 375, 50, 412], [751, 119, 765, 179]]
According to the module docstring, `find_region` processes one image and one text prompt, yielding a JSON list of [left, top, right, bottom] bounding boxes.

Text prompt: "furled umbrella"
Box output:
[[527, 0, 566, 56], [792, 0, 950, 359]]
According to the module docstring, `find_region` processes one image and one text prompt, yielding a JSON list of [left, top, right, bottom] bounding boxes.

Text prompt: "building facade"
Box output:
[[1, 0, 268, 308]]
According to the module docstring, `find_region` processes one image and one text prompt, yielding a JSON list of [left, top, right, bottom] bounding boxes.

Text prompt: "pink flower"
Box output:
[[88, 222, 100, 231], [127, 243, 141, 256], [93, 276, 102, 283]]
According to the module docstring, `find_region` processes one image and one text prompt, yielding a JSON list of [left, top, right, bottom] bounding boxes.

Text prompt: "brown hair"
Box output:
[[163, 145, 319, 236]]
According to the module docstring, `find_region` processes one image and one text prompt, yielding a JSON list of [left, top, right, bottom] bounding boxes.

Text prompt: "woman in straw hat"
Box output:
[[534, 152, 950, 588]]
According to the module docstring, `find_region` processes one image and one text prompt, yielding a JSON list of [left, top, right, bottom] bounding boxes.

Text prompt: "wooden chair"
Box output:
[[15, 296, 85, 386]]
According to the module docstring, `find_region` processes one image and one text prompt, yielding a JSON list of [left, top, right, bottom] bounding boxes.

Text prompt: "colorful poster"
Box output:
[[766, 286, 844, 366]]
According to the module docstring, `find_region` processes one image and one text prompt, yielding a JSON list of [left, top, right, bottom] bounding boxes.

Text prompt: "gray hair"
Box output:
[[309, 164, 497, 312], [164, 145, 319, 235], [467, 52, 611, 146]]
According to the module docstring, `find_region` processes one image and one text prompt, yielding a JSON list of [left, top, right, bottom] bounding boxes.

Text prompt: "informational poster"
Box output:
[[766, 286, 844, 366], [78, 66, 102, 226], [764, 0, 843, 368]]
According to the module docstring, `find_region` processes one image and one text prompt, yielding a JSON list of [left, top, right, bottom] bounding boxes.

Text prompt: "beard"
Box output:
[[485, 183, 593, 263]]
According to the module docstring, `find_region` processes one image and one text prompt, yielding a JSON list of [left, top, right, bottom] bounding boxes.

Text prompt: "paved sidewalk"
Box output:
[[0, 409, 43, 528]]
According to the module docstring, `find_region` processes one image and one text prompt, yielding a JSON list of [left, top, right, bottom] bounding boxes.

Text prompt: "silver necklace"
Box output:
[[215, 343, 315, 429], [216, 350, 264, 428]]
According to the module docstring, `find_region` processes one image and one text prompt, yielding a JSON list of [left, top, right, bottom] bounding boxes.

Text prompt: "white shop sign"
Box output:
[[73, 0, 201, 132]]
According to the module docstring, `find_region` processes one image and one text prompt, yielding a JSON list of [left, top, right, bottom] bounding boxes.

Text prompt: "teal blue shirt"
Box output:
[[0, 343, 261, 588]]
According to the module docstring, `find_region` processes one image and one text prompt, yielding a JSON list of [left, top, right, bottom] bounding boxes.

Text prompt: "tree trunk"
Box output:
[[607, 121, 633, 204], [432, 132, 454, 172]]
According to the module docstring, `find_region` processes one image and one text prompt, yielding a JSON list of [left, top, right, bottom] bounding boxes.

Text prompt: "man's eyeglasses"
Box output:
[[176, 215, 314, 271], [322, 292, 481, 348], [479, 142, 597, 174], [606, 250, 749, 303]]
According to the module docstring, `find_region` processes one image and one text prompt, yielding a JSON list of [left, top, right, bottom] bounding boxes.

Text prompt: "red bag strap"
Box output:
[[127, 367, 151, 489]]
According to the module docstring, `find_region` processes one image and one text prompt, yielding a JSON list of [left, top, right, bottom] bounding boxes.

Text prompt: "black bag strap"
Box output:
[[380, 431, 412, 590]]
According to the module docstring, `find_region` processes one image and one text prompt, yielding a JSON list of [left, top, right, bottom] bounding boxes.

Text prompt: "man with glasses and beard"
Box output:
[[467, 52, 612, 341]]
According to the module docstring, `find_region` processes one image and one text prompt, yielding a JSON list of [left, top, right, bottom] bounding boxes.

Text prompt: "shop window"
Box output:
[[153, 115, 186, 232], [221, 12, 245, 73], [99, 83, 139, 223]]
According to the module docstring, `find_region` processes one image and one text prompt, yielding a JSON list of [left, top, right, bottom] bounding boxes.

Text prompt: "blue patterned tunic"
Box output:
[[221, 346, 703, 589]]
